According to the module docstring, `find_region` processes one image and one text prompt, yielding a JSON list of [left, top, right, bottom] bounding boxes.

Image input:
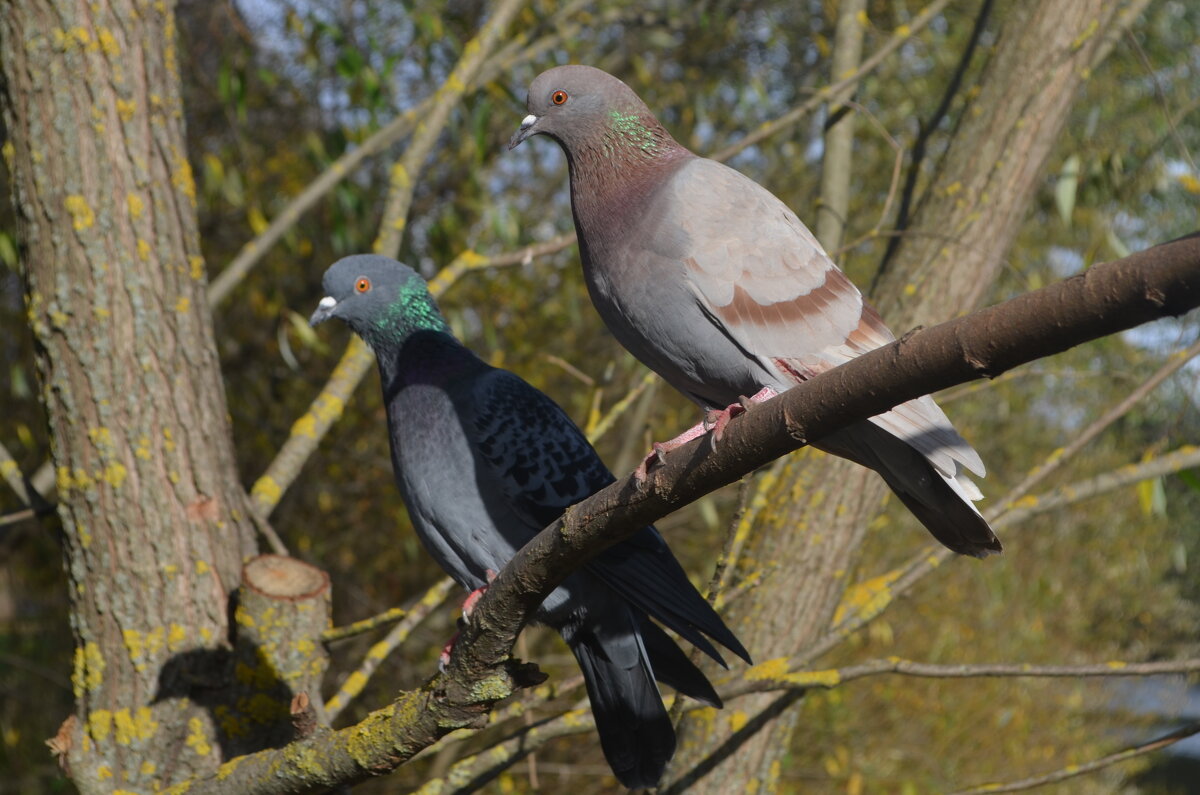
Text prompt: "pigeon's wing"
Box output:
[[667, 158, 983, 477], [466, 368, 747, 661]]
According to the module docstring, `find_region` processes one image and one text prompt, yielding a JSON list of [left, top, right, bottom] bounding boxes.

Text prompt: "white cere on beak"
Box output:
[[318, 296, 337, 310], [519, 114, 537, 130]]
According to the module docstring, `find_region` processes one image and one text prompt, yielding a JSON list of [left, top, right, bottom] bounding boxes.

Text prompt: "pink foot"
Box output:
[[439, 569, 498, 672], [460, 569, 497, 619], [632, 387, 779, 483]]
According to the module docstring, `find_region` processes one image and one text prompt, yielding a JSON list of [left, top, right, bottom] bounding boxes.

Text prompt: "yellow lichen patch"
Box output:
[[314, 394, 345, 424], [82, 641, 104, 692], [88, 427, 113, 448], [283, 742, 325, 776], [113, 706, 157, 744], [832, 569, 901, 626], [172, 149, 196, 202], [215, 705, 249, 739], [167, 623, 187, 651], [162, 427, 176, 451], [728, 710, 748, 733], [135, 436, 151, 460], [745, 657, 790, 682], [189, 256, 205, 280], [389, 162, 411, 190], [144, 626, 165, 657], [215, 755, 242, 780], [126, 191, 143, 218], [195, 559, 210, 575], [1, 141, 13, 170], [185, 716, 212, 756], [1106, 660, 1127, 670], [97, 765, 113, 780], [560, 707, 590, 728], [250, 476, 282, 507], [243, 693, 287, 724], [290, 413, 317, 439], [137, 238, 152, 261], [140, 760, 156, 775], [87, 709, 113, 742], [175, 296, 190, 314], [103, 462, 128, 488], [782, 668, 842, 688], [123, 630, 146, 669], [97, 28, 119, 56], [93, 306, 110, 320], [65, 195, 95, 231]]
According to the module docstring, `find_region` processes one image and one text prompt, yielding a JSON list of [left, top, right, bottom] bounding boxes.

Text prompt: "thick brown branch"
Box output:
[[451, 234, 1200, 680]]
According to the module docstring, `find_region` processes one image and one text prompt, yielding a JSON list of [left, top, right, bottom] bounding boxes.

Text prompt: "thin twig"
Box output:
[[997, 336, 1200, 514], [948, 721, 1200, 795], [0, 439, 32, 505], [805, 443, 1200, 667], [324, 576, 457, 721], [711, 0, 955, 162], [322, 603, 419, 644], [585, 370, 658, 444]]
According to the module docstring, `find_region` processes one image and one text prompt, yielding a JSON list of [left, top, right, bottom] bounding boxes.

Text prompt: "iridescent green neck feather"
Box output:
[[361, 280, 450, 351], [606, 109, 667, 156]]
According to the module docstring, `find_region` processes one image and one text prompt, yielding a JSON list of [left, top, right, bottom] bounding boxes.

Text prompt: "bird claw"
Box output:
[[441, 569, 498, 672]]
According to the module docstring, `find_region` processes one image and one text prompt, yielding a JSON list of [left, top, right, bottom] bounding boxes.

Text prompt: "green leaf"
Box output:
[[1177, 468, 1200, 493], [1056, 154, 1081, 227]]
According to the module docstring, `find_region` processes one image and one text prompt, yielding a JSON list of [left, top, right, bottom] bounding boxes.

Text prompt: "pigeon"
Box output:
[[509, 65, 1001, 558], [311, 254, 750, 788]]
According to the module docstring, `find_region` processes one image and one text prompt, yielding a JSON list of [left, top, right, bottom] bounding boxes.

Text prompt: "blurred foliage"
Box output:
[[1, 0, 1198, 792]]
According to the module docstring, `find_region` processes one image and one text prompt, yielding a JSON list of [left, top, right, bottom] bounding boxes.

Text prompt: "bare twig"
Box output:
[[323, 600, 428, 644], [997, 335, 1200, 514], [711, 0, 954, 162], [948, 721, 1200, 795], [586, 370, 658, 444], [324, 576, 457, 721], [727, 655, 1200, 699], [808, 443, 1200, 666], [0, 439, 32, 505]]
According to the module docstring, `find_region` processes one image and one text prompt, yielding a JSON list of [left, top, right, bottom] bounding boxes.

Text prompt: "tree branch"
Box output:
[[948, 721, 1200, 795]]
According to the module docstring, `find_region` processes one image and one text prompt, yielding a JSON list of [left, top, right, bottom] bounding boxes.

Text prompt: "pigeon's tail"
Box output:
[[818, 422, 1002, 558], [638, 616, 722, 707], [568, 617, 675, 789]]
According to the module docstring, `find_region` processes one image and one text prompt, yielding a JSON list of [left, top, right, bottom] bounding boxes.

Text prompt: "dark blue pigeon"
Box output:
[[311, 254, 750, 789]]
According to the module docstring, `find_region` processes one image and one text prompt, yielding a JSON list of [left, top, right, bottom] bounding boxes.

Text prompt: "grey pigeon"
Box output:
[[311, 254, 750, 788], [509, 65, 1001, 558]]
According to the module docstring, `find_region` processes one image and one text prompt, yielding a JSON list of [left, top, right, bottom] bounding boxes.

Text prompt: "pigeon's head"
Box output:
[[508, 65, 665, 152], [310, 255, 448, 348]]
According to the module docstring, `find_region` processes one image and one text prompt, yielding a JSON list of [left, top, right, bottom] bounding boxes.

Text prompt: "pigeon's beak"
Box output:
[[508, 114, 539, 150], [309, 295, 338, 327]]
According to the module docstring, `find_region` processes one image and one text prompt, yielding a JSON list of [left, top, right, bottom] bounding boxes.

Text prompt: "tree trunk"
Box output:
[[0, 1, 261, 791], [667, 1, 1134, 790]]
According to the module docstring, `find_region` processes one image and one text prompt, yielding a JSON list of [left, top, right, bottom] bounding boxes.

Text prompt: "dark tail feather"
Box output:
[[570, 625, 675, 789], [819, 422, 1002, 558], [639, 617, 722, 707]]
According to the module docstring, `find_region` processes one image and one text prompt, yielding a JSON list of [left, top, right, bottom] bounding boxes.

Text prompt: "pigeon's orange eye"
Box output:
[[551, 90, 568, 106], [355, 277, 371, 293]]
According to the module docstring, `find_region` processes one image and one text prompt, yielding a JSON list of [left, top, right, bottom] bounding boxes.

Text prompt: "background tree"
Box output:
[[1, 0, 1198, 793]]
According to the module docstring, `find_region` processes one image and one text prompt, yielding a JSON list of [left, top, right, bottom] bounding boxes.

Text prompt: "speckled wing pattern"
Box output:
[[465, 367, 750, 663], [673, 158, 983, 481]]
